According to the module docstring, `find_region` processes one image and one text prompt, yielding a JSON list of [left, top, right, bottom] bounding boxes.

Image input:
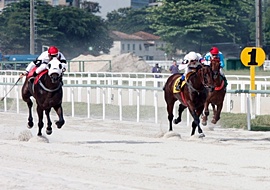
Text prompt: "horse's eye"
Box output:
[[48, 64, 51, 69], [59, 64, 62, 69]]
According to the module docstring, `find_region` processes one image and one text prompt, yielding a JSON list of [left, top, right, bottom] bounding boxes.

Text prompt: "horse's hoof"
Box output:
[[27, 122, 34, 129], [55, 121, 64, 129], [199, 133, 205, 138], [173, 119, 181, 124], [46, 129, 52, 135], [201, 121, 207, 126], [211, 119, 217, 124]]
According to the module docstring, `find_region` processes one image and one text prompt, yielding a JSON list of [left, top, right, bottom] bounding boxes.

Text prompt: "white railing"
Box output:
[[1, 71, 270, 125]]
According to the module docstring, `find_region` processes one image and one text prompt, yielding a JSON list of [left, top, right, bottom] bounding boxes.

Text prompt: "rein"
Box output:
[[185, 71, 205, 93], [38, 80, 62, 92]]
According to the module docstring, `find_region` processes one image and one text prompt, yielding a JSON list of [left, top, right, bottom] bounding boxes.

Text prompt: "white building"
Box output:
[[110, 31, 166, 60]]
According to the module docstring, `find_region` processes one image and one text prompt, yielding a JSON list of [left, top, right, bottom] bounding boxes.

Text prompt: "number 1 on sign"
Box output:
[[248, 49, 258, 66]]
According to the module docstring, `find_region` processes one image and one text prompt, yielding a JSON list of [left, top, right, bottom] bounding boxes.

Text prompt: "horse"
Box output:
[[163, 65, 215, 137], [21, 57, 65, 136], [201, 58, 226, 126]]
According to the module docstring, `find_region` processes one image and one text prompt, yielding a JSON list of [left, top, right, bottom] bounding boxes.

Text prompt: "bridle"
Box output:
[[198, 65, 214, 92], [185, 65, 213, 93], [210, 58, 220, 79]]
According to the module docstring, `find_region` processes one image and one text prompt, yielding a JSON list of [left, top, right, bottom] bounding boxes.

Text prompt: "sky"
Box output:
[[93, 0, 131, 18]]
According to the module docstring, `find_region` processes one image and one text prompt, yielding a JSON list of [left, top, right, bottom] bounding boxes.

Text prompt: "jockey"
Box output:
[[202, 46, 226, 80], [20, 46, 67, 78], [176, 51, 201, 90]]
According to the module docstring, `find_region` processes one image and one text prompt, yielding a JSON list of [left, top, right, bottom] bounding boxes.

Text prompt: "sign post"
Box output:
[[240, 47, 266, 94], [240, 47, 266, 119]]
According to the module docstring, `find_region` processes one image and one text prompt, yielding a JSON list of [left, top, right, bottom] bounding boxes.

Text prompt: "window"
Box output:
[[122, 44, 125, 51], [139, 44, 142, 51], [133, 44, 135, 51], [127, 44, 130, 51]]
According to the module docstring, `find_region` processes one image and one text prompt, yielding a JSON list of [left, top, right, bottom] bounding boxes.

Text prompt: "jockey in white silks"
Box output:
[[20, 46, 67, 78], [176, 51, 201, 90]]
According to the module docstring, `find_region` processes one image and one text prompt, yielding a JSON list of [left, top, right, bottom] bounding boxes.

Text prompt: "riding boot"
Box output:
[[223, 75, 228, 87], [176, 75, 185, 91], [60, 78, 64, 86]]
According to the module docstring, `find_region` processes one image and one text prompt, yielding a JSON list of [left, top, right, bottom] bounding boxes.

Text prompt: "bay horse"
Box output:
[[163, 65, 215, 137], [201, 58, 226, 126], [21, 57, 65, 136]]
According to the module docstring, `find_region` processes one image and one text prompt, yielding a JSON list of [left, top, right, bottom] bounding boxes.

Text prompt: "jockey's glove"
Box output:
[[19, 71, 28, 79]]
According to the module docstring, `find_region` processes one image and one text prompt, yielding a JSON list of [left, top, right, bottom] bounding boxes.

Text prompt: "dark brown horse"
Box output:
[[21, 58, 65, 136], [201, 58, 226, 126], [163, 65, 215, 137]]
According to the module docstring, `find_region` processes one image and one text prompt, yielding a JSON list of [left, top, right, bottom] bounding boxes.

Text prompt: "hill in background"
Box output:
[[70, 53, 152, 72]]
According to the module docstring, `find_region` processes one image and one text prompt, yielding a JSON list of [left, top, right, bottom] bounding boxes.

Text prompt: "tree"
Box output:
[[0, 1, 113, 58], [147, 0, 255, 56], [106, 7, 155, 34], [0, 1, 30, 54]]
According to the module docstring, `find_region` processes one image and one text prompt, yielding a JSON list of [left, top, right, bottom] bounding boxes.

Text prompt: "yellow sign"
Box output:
[[240, 47, 266, 67]]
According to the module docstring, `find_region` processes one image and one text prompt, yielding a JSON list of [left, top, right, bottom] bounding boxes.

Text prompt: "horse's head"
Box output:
[[210, 57, 220, 79], [198, 65, 215, 92], [47, 57, 64, 83]]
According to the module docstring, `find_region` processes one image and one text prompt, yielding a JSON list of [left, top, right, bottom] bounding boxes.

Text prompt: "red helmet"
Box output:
[[210, 47, 219, 54], [48, 46, 59, 55]]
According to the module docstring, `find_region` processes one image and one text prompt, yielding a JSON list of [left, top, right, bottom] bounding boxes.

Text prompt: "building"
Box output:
[[90, 0, 151, 18], [110, 31, 166, 60], [0, 0, 161, 16]]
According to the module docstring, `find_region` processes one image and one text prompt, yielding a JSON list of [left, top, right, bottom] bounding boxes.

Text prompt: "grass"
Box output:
[[224, 67, 270, 76], [220, 112, 270, 131]]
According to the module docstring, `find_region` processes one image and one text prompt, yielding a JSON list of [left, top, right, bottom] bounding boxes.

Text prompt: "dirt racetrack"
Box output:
[[0, 112, 270, 190]]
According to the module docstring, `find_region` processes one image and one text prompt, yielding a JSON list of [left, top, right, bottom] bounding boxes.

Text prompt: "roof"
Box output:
[[132, 31, 160, 40], [110, 31, 160, 41], [110, 31, 142, 40]]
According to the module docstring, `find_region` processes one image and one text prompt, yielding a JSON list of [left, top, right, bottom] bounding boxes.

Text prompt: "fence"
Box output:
[[0, 70, 270, 125]]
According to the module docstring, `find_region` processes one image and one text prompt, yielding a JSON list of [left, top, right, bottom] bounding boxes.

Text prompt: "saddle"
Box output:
[[173, 71, 196, 93], [27, 67, 48, 85]]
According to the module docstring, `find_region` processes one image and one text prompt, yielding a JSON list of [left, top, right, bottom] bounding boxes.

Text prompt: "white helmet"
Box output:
[[187, 51, 198, 61]]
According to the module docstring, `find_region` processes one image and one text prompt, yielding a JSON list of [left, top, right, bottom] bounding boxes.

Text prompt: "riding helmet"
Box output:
[[48, 46, 59, 56], [210, 47, 219, 54]]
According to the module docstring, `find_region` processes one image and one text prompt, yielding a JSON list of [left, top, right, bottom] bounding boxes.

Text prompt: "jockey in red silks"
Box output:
[[20, 46, 67, 78], [201, 46, 226, 80]]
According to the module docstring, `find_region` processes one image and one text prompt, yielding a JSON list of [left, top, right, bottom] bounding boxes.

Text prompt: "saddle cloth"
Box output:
[[173, 71, 195, 93]]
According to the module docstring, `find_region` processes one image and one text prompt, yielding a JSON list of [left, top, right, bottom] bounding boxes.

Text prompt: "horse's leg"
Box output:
[[36, 105, 44, 136], [174, 104, 186, 124], [212, 103, 223, 124], [191, 121, 197, 136], [196, 106, 205, 137], [189, 107, 198, 136], [25, 98, 34, 128], [45, 108, 52, 135], [201, 101, 210, 126], [54, 105, 65, 129], [22, 82, 34, 128], [211, 103, 217, 120], [190, 106, 205, 137]]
